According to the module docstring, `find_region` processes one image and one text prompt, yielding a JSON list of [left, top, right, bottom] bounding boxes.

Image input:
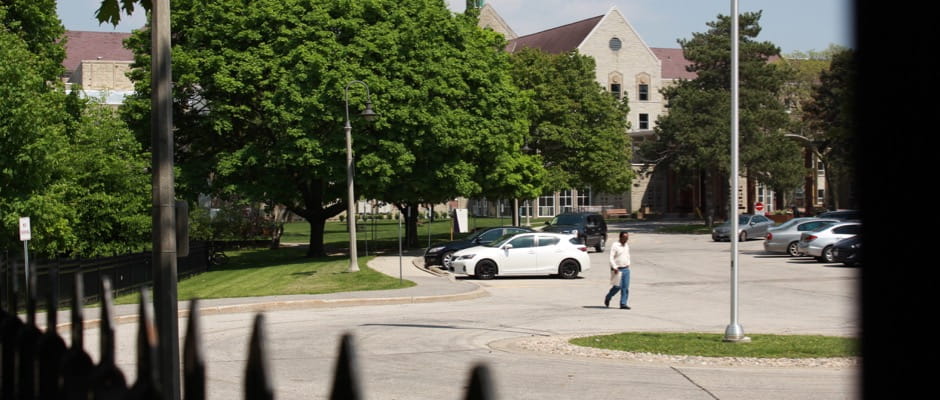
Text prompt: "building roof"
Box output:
[[507, 15, 603, 54], [62, 31, 134, 72], [650, 48, 696, 80]]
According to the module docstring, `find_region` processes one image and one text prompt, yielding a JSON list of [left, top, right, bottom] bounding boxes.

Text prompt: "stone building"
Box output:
[[61, 31, 134, 106]]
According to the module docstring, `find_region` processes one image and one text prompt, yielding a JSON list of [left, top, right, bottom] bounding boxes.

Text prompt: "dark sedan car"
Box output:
[[424, 226, 533, 269], [832, 236, 861, 266]]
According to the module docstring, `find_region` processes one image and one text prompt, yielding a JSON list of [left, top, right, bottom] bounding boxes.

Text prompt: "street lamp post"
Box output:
[[343, 80, 378, 273]]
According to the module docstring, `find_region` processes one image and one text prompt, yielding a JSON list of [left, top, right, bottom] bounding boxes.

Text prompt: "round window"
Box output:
[[609, 37, 622, 51]]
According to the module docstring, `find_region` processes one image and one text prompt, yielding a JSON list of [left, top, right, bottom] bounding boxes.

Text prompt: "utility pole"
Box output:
[[151, 1, 181, 398]]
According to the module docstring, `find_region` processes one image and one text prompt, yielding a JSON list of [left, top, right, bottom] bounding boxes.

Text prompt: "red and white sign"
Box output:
[[754, 202, 765, 215], [19, 217, 31, 241]]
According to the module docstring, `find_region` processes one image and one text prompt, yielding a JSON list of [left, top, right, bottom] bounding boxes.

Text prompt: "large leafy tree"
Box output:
[[642, 11, 802, 221], [509, 48, 633, 194], [802, 48, 857, 209], [121, 0, 540, 254], [1, 6, 150, 258]]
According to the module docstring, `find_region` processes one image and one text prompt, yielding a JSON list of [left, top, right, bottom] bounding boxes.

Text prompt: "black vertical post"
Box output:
[[37, 268, 67, 400], [91, 277, 128, 399], [15, 261, 42, 400], [245, 314, 273, 400], [0, 259, 21, 399], [127, 288, 162, 400], [330, 333, 362, 400], [464, 364, 496, 400], [61, 273, 93, 400], [183, 299, 205, 400]]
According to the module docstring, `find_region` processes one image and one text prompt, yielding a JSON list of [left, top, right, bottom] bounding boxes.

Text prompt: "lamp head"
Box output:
[[360, 101, 378, 121]]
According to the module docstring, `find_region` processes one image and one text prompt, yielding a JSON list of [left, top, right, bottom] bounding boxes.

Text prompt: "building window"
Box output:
[[639, 84, 649, 101], [577, 188, 591, 207], [609, 37, 622, 51], [639, 113, 649, 130], [817, 189, 825, 205], [538, 192, 555, 217], [559, 190, 572, 213], [610, 83, 622, 100]]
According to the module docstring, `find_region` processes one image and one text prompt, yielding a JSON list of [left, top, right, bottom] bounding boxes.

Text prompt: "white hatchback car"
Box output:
[[450, 232, 591, 280]]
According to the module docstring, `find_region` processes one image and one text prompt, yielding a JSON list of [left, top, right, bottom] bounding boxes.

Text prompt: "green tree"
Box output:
[[1, 0, 65, 80], [802, 48, 857, 209], [509, 48, 633, 194], [121, 0, 540, 254], [642, 11, 802, 221], [1, 9, 150, 258]]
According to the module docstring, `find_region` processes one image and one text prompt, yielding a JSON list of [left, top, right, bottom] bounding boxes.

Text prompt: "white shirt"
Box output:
[[609, 240, 631, 269]]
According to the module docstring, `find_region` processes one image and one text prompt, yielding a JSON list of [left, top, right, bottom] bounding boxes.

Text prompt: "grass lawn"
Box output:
[[570, 332, 859, 358], [113, 246, 414, 304], [282, 216, 551, 252]]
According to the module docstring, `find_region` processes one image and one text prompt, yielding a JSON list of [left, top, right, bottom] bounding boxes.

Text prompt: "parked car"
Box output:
[[541, 212, 608, 252], [449, 232, 591, 279], [832, 235, 862, 266], [816, 209, 861, 221], [763, 218, 840, 256], [711, 214, 774, 242], [797, 222, 862, 262], [424, 226, 533, 269]]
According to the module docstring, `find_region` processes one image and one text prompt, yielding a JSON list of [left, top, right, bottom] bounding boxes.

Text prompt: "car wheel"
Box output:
[[475, 260, 497, 280], [786, 241, 800, 257], [558, 259, 579, 279], [595, 238, 606, 252], [441, 251, 455, 269], [817, 246, 835, 263], [738, 231, 747, 242]]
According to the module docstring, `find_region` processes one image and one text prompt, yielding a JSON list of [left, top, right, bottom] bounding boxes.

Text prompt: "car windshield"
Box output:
[[486, 233, 523, 247], [549, 214, 582, 225]]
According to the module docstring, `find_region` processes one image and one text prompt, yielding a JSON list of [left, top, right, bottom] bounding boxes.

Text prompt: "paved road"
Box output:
[[75, 221, 859, 399]]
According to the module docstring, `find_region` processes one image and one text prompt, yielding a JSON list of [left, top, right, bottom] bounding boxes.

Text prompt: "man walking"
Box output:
[[604, 231, 631, 309]]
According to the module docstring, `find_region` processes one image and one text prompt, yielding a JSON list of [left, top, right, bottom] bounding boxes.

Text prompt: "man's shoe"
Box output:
[[620, 305, 631, 310], [604, 298, 610, 308]]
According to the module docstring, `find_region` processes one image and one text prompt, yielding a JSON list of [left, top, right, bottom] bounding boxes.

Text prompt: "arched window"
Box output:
[[609, 72, 624, 100]]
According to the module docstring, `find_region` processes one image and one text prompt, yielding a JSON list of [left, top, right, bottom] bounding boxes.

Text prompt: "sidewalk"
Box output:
[[36, 249, 486, 330]]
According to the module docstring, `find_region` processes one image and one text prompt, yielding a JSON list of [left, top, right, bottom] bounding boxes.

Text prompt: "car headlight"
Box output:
[[457, 254, 475, 260], [428, 246, 445, 254]]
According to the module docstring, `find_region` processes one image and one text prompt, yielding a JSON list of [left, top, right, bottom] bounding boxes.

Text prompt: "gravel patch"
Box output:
[[496, 334, 860, 369]]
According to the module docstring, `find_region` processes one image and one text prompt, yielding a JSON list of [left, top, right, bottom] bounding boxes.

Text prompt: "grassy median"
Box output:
[[570, 332, 859, 358], [114, 246, 414, 304]]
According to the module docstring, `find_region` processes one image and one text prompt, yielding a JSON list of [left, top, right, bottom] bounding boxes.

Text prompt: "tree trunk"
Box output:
[[703, 169, 715, 226], [306, 218, 326, 257]]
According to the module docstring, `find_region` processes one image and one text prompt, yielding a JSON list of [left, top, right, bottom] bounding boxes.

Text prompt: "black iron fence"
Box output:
[[0, 271, 495, 399], [0, 240, 273, 309]]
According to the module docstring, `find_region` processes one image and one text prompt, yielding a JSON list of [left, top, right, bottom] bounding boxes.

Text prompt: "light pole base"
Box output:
[[723, 324, 750, 343]]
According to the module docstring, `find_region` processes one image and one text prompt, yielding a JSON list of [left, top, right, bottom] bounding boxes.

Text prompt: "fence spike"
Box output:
[[330, 333, 362, 400], [245, 313, 274, 400], [91, 276, 128, 399], [184, 299, 205, 400], [125, 288, 161, 400], [1, 271, 22, 400], [37, 268, 67, 400], [464, 364, 496, 400], [61, 272, 94, 400], [15, 261, 42, 399]]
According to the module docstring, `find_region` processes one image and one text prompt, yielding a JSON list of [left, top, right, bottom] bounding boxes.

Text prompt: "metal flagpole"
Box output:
[[724, 0, 749, 343]]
